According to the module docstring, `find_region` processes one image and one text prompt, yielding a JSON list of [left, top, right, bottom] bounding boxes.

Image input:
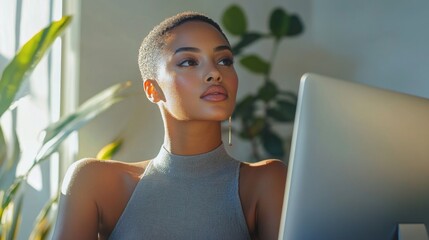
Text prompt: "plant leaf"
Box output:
[[239, 55, 270, 75], [0, 126, 21, 191], [222, 5, 247, 36], [0, 192, 23, 240], [1, 178, 23, 212], [247, 117, 266, 138], [279, 90, 298, 103], [7, 195, 23, 240], [269, 8, 290, 40], [0, 16, 72, 118], [96, 139, 123, 160], [35, 81, 132, 163], [232, 32, 263, 55], [267, 108, 292, 123], [0, 190, 4, 223], [233, 95, 256, 120], [286, 14, 304, 36], [276, 99, 296, 121], [258, 81, 278, 102], [261, 126, 285, 158], [0, 126, 6, 171], [30, 194, 58, 240]]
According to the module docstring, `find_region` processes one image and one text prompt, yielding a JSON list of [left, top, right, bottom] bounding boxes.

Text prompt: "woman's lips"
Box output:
[[200, 85, 228, 102]]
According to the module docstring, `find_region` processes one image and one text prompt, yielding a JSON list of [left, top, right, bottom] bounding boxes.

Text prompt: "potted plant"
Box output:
[[221, 5, 304, 160], [0, 16, 130, 239]]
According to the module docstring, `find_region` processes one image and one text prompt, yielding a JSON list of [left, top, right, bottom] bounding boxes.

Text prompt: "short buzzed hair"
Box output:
[[138, 12, 229, 81]]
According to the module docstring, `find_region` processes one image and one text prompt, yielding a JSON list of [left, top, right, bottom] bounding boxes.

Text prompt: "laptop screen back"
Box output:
[[279, 73, 429, 240]]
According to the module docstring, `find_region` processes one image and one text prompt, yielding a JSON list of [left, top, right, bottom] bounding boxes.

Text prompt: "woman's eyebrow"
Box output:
[[174, 47, 199, 54], [214, 45, 232, 53], [174, 45, 232, 55]]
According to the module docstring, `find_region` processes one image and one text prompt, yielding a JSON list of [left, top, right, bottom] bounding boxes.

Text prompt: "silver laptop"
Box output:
[[279, 73, 429, 240]]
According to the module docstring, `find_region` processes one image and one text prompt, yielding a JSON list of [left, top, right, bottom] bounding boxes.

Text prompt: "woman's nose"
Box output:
[[205, 67, 222, 83]]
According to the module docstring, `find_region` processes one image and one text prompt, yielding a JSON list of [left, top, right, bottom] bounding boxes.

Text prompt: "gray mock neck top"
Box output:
[[108, 143, 251, 240]]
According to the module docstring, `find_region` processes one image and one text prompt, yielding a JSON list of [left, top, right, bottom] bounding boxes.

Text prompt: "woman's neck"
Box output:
[[162, 119, 222, 156]]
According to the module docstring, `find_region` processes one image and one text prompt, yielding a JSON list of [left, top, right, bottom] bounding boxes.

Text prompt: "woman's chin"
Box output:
[[202, 112, 232, 121]]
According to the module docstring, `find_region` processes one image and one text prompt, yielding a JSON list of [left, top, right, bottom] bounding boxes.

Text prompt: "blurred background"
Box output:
[[1, 0, 429, 239], [77, 0, 429, 162]]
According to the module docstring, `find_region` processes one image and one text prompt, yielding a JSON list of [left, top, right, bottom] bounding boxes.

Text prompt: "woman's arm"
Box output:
[[52, 159, 101, 240], [255, 160, 287, 240]]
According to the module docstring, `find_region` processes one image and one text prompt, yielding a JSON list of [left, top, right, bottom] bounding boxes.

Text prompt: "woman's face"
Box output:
[[155, 21, 238, 122]]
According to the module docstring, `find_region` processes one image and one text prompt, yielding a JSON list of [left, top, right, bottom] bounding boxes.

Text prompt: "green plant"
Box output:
[[0, 16, 131, 239], [221, 5, 304, 160]]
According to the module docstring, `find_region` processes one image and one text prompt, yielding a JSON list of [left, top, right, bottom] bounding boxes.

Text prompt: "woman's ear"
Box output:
[[143, 79, 163, 103]]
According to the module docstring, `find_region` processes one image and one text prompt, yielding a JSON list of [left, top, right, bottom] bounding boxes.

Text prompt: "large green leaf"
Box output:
[[257, 81, 278, 102], [34, 81, 132, 163], [239, 55, 270, 75], [276, 99, 296, 121], [269, 8, 290, 40], [266, 98, 296, 122], [233, 95, 256, 120], [222, 5, 247, 36], [286, 14, 304, 36], [232, 32, 263, 55], [269, 9, 304, 38], [0, 16, 72, 119], [261, 126, 285, 158]]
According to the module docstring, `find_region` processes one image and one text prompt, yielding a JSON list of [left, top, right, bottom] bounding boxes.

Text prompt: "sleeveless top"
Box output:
[[108, 144, 251, 240]]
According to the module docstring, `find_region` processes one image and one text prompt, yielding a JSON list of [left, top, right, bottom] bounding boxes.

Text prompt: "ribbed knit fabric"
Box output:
[[108, 144, 251, 240]]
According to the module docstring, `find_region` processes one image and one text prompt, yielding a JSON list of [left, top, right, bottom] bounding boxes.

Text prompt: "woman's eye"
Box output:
[[219, 57, 234, 66], [178, 59, 198, 67]]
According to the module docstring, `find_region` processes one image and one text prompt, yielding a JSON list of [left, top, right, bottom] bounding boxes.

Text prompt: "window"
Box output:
[[0, 0, 79, 238]]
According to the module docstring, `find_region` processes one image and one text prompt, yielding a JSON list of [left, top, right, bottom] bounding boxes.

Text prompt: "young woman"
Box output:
[[52, 12, 287, 240]]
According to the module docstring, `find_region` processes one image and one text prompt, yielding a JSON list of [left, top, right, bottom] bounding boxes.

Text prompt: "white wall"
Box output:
[[295, 0, 429, 97], [77, 0, 429, 162]]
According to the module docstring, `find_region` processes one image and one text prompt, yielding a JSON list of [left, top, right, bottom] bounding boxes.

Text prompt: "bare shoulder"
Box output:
[[240, 159, 287, 185], [53, 158, 151, 239], [239, 159, 288, 239], [61, 158, 150, 195], [239, 159, 288, 211]]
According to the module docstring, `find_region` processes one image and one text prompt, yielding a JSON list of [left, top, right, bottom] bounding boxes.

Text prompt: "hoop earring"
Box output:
[[228, 116, 232, 146]]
